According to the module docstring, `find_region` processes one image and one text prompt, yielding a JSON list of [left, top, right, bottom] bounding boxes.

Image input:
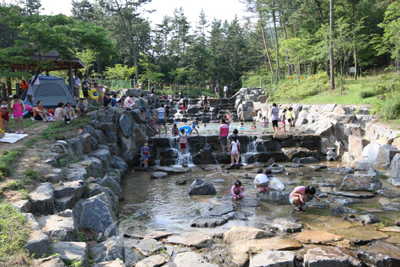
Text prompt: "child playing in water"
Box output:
[[280, 109, 287, 132], [179, 128, 188, 154], [261, 116, 268, 134], [289, 186, 320, 211], [189, 118, 200, 136], [254, 168, 272, 192], [230, 136, 240, 166], [141, 142, 150, 171], [231, 180, 244, 200], [172, 124, 179, 136], [250, 122, 257, 129], [287, 107, 293, 132], [10, 95, 25, 134], [240, 122, 244, 128]]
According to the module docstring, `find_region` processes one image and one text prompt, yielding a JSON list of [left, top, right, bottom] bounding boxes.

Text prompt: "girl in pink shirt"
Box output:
[[289, 186, 320, 211], [231, 180, 244, 200]]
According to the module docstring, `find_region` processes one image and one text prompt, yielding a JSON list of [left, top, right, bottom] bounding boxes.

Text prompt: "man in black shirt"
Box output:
[[81, 75, 91, 105]]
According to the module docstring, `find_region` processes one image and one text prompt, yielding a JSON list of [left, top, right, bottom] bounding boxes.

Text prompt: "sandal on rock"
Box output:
[[300, 207, 306, 211], [295, 207, 300, 211]]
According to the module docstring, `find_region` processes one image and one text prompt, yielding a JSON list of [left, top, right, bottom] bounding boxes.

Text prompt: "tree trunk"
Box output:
[[271, 2, 280, 78], [278, 0, 291, 76], [256, 0, 275, 84], [340, 61, 343, 95], [329, 0, 335, 89], [354, 44, 357, 80]]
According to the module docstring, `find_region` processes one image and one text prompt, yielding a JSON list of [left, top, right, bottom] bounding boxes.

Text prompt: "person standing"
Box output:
[[287, 107, 294, 132], [157, 104, 168, 137], [141, 142, 150, 171], [139, 93, 148, 119], [223, 84, 228, 98], [10, 95, 25, 134], [219, 119, 229, 154], [270, 103, 280, 133], [179, 128, 188, 154], [73, 74, 80, 95], [230, 136, 240, 166], [215, 85, 219, 99], [81, 75, 91, 106]]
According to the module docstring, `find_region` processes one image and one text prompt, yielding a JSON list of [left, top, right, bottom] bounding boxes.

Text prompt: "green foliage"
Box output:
[[25, 169, 38, 180], [77, 232, 85, 242], [68, 259, 83, 267], [41, 117, 91, 140], [360, 90, 378, 99], [379, 94, 400, 121], [1, 150, 8, 156], [6, 180, 25, 190], [0, 148, 23, 176], [24, 138, 38, 148], [0, 201, 31, 264], [377, 1, 400, 60], [104, 64, 137, 80]]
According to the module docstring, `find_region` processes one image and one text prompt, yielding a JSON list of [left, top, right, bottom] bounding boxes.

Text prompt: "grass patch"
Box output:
[[8, 118, 38, 130], [24, 169, 38, 180], [23, 138, 38, 149], [0, 201, 32, 264], [5, 180, 25, 190], [41, 117, 91, 141], [0, 148, 24, 177]]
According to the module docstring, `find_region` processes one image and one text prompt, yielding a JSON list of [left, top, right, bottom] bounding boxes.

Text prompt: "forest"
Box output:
[[0, 0, 399, 92]]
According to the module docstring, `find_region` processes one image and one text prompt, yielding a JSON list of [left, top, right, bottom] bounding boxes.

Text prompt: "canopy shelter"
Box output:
[[30, 76, 76, 108], [8, 51, 85, 98]]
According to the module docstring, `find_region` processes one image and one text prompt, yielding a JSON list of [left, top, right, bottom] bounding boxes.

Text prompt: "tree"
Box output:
[[104, 64, 137, 80]]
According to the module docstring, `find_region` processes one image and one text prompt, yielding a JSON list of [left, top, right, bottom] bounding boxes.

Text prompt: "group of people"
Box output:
[[231, 169, 320, 211]]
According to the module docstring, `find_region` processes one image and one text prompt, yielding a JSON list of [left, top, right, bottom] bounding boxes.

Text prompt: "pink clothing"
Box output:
[[231, 149, 239, 155], [231, 185, 244, 197], [289, 186, 307, 199], [13, 102, 23, 117], [54, 107, 64, 121], [220, 123, 229, 137]]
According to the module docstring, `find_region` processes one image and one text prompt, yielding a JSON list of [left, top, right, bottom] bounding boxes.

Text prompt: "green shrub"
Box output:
[[6, 180, 25, 190], [379, 94, 400, 120], [360, 90, 378, 99], [25, 169, 38, 180]]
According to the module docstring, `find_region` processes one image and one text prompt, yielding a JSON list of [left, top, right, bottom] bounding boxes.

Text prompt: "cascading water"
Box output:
[[167, 136, 194, 167], [241, 136, 259, 164]]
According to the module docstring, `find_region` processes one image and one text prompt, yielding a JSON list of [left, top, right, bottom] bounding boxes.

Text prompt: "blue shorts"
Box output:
[[289, 198, 294, 205]]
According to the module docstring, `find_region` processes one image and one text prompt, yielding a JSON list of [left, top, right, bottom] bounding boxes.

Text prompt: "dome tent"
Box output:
[[28, 76, 76, 108]]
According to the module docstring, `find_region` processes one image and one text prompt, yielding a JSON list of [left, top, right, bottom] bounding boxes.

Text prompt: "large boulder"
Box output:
[[76, 193, 118, 236], [54, 180, 86, 211], [37, 211, 77, 241], [26, 230, 51, 259], [390, 153, 400, 178], [90, 149, 112, 168], [32, 256, 65, 267], [91, 236, 124, 263], [188, 179, 217, 195], [165, 232, 214, 248], [361, 142, 381, 161], [224, 225, 268, 245], [374, 144, 400, 170], [96, 176, 124, 201], [52, 242, 88, 267], [358, 241, 400, 266], [29, 183, 55, 215], [339, 174, 382, 191], [304, 247, 363, 267], [257, 190, 290, 205], [171, 252, 218, 267], [348, 136, 369, 158], [131, 238, 165, 257]]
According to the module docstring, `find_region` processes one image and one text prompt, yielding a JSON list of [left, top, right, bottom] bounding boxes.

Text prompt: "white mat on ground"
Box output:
[[0, 133, 29, 143]]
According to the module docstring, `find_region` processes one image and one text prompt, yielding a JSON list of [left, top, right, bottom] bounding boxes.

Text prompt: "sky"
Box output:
[[5, 0, 252, 27]]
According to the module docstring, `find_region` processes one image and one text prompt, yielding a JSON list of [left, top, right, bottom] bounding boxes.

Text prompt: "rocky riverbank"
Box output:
[[9, 102, 400, 266]]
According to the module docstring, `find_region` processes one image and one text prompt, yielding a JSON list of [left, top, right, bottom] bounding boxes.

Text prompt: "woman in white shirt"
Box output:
[[254, 168, 272, 192]]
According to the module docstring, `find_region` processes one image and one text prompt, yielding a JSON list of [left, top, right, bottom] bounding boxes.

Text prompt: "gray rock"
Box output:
[[250, 251, 297, 267], [328, 167, 356, 174], [97, 176, 124, 201], [37, 212, 77, 242], [293, 157, 319, 164], [11, 199, 30, 213], [136, 254, 167, 267], [119, 112, 133, 138], [374, 144, 400, 170], [189, 179, 217, 195], [95, 259, 125, 267], [26, 230, 51, 258], [87, 185, 119, 215], [334, 198, 362, 206], [154, 166, 188, 174], [111, 156, 128, 173], [339, 174, 382, 192], [318, 193, 328, 198], [123, 238, 144, 267], [64, 168, 87, 181], [359, 214, 380, 224], [82, 156, 104, 178], [170, 252, 218, 267], [265, 157, 275, 167], [91, 236, 124, 263], [77, 193, 118, 236], [227, 211, 250, 221], [387, 178, 400, 187], [192, 148, 216, 165], [191, 216, 229, 228], [165, 232, 214, 248], [44, 168, 64, 183], [390, 153, 400, 179], [331, 206, 358, 216], [257, 190, 290, 205], [52, 242, 88, 267], [78, 133, 92, 154], [175, 179, 187, 185], [151, 172, 168, 179], [304, 247, 363, 267], [54, 180, 87, 211], [204, 203, 235, 216], [90, 149, 112, 167], [237, 199, 261, 207], [263, 218, 303, 233], [310, 164, 327, 171], [376, 188, 400, 198], [30, 183, 55, 215], [380, 202, 400, 212], [358, 241, 400, 267], [353, 160, 374, 171], [211, 179, 226, 183], [329, 191, 375, 198], [131, 238, 165, 257], [284, 163, 304, 168]]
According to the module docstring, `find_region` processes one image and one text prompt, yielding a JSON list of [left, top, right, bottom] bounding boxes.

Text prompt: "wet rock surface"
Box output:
[[188, 179, 217, 195], [304, 247, 363, 267]]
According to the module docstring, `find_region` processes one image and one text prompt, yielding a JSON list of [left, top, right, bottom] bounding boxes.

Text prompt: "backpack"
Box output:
[[21, 80, 28, 90]]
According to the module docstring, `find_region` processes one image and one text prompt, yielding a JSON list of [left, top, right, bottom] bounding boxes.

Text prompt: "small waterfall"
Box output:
[[167, 136, 194, 167], [241, 136, 258, 164]]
